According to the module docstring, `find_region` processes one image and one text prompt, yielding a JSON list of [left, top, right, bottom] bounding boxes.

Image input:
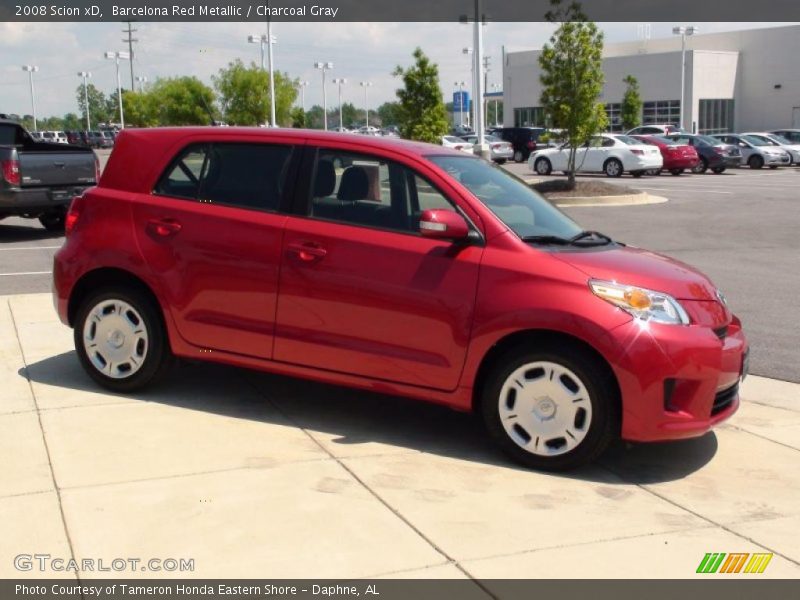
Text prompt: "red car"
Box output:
[[53, 128, 747, 470], [631, 134, 699, 175]]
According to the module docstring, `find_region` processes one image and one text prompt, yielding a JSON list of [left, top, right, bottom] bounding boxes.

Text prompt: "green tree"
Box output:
[[75, 83, 109, 128], [392, 48, 449, 143], [376, 101, 401, 126], [305, 105, 325, 129], [620, 75, 642, 131], [539, 0, 608, 187], [152, 77, 216, 125], [214, 59, 297, 126], [340, 102, 359, 128], [62, 113, 82, 130], [290, 107, 306, 128]]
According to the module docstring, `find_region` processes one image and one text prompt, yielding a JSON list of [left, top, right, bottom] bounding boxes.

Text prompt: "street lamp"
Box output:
[[77, 71, 92, 130], [135, 75, 147, 93], [297, 81, 309, 113], [462, 47, 474, 128], [314, 62, 334, 130], [22, 65, 39, 131], [461, 1, 489, 158], [104, 51, 130, 129], [249, 31, 278, 127], [455, 81, 466, 127], [332, 78, 347, 130], [360, 81, 372, 129], [491, 82, 501, 127], [672, 25, 697, 131]]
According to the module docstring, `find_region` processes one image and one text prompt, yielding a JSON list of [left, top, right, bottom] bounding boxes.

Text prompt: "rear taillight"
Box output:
[[94, 157, 101, 183], [1, 159, 21, 186], [491, 143, 500, 149], [526, 141, 537, 150], [631, 149, 644, 155], [65, 196, 83, 237]]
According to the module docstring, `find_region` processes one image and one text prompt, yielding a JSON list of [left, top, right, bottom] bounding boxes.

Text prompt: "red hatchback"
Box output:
[[53, 128, 747, 470], [631, 134, 699, 175]]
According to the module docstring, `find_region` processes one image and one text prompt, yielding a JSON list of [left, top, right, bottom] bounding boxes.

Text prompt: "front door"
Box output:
[[133, 140, 297, 358], [273, 147, 482, 391]]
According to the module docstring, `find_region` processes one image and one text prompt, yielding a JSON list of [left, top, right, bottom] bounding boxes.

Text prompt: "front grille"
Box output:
[[713, 325, 728, 340], [712, 383, 738, 416]]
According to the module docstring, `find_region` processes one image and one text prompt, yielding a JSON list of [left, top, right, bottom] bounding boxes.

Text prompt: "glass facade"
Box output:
[[604, 103, 622, 132], [514, 106, 547, 127], [698, 99, 735, 134], [643, 100, 681, 125]]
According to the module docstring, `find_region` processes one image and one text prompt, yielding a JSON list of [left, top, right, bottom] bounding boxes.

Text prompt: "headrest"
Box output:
[[337, 166, 370, 201]]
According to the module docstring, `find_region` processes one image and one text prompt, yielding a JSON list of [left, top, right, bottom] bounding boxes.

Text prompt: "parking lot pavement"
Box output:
[[2, 293, 799, 581]]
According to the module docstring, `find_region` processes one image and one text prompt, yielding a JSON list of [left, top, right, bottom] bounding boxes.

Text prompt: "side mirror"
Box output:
[[419, 209, 470, 241], [739, 142, 747, 148]]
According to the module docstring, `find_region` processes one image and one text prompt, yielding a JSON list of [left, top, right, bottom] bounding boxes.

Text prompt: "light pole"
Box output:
[[315, 62, 333, 130], [672, 25, 697, 131], [135, 75, 147, 93], [332, 78, 347, 130], [249, 31, 278, 127], [22, 65, 38, 131], [104, 51, 129, 129], [461, 0, 488, 158], [297, 81, 309, 113], [360, 81, 372, 129], [491, 83, 501, 127], [462, 47, 474, 128], [455, 81, 466, 127], [77, 71, 92, 130]]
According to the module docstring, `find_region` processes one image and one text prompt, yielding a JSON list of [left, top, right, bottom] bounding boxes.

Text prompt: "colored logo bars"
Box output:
[[697, 552, 773, 574]]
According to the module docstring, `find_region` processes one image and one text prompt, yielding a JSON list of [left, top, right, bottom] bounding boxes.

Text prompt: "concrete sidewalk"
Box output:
[[1, 293, 799, 582]]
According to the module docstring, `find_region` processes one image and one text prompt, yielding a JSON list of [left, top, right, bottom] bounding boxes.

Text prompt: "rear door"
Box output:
[[132, 139, 298, 359], [273, 146, 483, 391]]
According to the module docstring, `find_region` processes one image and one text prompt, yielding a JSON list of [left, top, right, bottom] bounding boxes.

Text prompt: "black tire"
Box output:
[[480, 343, 618, 471], [711, 167, 726, 174], [669, 168, 684, 176], [494, 159, 507, 165], [73, 287, 173, 393], [769, 165, 779, 170], [513, 150, 524, 163], [631, 170, 644, 178], [533, 157, 552, 176], [39, 210, 66, 232], [691, 158, 708, 174], [604, 158, 623, 178], [748, 155, 764, 169]]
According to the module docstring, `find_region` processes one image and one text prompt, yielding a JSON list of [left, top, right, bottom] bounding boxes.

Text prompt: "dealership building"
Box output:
[[502, 24, 800, 134]]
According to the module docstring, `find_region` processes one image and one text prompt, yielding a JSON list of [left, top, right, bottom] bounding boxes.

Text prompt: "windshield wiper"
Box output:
[[521, 230, 613, 247]]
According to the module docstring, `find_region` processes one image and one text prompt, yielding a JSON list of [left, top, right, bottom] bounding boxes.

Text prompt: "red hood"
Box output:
[[554, 245, 718, 301]]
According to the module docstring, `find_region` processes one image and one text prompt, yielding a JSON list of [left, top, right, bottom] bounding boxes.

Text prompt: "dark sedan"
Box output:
[[663, 133, 741, 174]]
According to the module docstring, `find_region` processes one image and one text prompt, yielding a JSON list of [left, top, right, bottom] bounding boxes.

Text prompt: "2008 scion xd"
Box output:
[[53, 128, 748, 470]]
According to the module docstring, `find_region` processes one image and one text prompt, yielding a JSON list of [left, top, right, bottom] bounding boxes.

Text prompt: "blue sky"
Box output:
[[1, 22, 794, 118]]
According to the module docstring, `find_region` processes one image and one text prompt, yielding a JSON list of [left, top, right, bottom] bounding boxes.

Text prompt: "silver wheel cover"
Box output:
[[498, 361, 593, 456], [82, 299, 149, 379]]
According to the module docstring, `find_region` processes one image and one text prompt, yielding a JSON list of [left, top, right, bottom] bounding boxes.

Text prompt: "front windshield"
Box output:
[[742, 135, 771, 147], [428, 155, 582, 240]]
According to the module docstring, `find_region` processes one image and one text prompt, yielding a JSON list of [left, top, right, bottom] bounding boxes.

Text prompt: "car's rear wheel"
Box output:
[[669, 168, 684, 176], [769, 165, 779, 170], [514, 150, 524, 163], [74, 288, 172, 392], [691, 158, 708, 174], [712, 167, 726, 174], [480, 345, 617, 471], [534, 157, 552, 176], [631, 170, 644, 178], [39, 210, 66, 232], [748, 155, 764, 169], [494, 159, 507, 165], [604, 158, 623, 178]]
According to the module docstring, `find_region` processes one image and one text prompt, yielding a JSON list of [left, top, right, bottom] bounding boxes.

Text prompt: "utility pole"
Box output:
[[672, 26, 697, 130], [315, 62, 333, 130], [22, 65, 39, 131], [360, 81, 372, 128], [332, 78, 347, 130], [78, 71, 92, 130], [122, 21, 138, 90]]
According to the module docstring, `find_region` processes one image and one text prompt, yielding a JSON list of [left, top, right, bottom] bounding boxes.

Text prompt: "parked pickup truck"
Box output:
[[1, 119, 98, 231]]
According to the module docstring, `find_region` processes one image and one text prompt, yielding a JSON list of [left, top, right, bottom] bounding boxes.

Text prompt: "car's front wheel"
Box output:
[[533, 157, 552, 176], [481, 345, 617, 470], [74, 287, 172, 392], [748, 155, 764, 169], [691, 158, 708, 174]]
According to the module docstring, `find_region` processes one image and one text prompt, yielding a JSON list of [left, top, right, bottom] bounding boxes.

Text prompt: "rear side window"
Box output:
[[155, 142, 294, 212]]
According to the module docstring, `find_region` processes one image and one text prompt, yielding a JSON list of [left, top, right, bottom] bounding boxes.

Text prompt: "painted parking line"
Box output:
[[0, 246, 62, 251], [636, 187, 733, 194], [0, 271, 51, 277]]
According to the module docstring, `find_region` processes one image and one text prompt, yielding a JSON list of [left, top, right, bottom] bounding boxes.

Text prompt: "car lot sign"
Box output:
[[453, 91, 471, 113]]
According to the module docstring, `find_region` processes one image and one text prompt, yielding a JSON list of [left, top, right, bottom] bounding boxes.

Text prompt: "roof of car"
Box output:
[[116, 126, 465, 158]]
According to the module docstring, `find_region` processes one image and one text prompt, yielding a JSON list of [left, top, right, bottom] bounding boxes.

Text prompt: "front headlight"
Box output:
[[589, 280, 690, 325]]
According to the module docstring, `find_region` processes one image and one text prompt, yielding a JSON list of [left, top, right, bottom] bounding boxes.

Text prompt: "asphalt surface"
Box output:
[[1, 153, 797, 382]]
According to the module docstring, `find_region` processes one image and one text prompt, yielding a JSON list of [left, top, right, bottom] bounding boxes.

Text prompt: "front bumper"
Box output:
[[610, 312, 747, 442], [763, 153, 791, 166]]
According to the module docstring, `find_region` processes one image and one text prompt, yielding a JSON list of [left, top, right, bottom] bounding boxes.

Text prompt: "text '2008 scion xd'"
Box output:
[[53, 128, 748, 470]]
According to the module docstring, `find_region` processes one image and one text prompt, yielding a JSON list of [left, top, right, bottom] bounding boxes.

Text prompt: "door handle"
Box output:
[[146, 217, 182, 238], [287, 241, 327, 263]]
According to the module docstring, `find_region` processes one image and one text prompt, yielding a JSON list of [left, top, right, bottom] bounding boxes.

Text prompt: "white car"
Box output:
[[460, 134, 514, 163], [357, 125, 381, 136], [742, 132, 800, 165], [529, 133, 663, 178], [441, 135, 473, 154], [41, 131, 68, 144]]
